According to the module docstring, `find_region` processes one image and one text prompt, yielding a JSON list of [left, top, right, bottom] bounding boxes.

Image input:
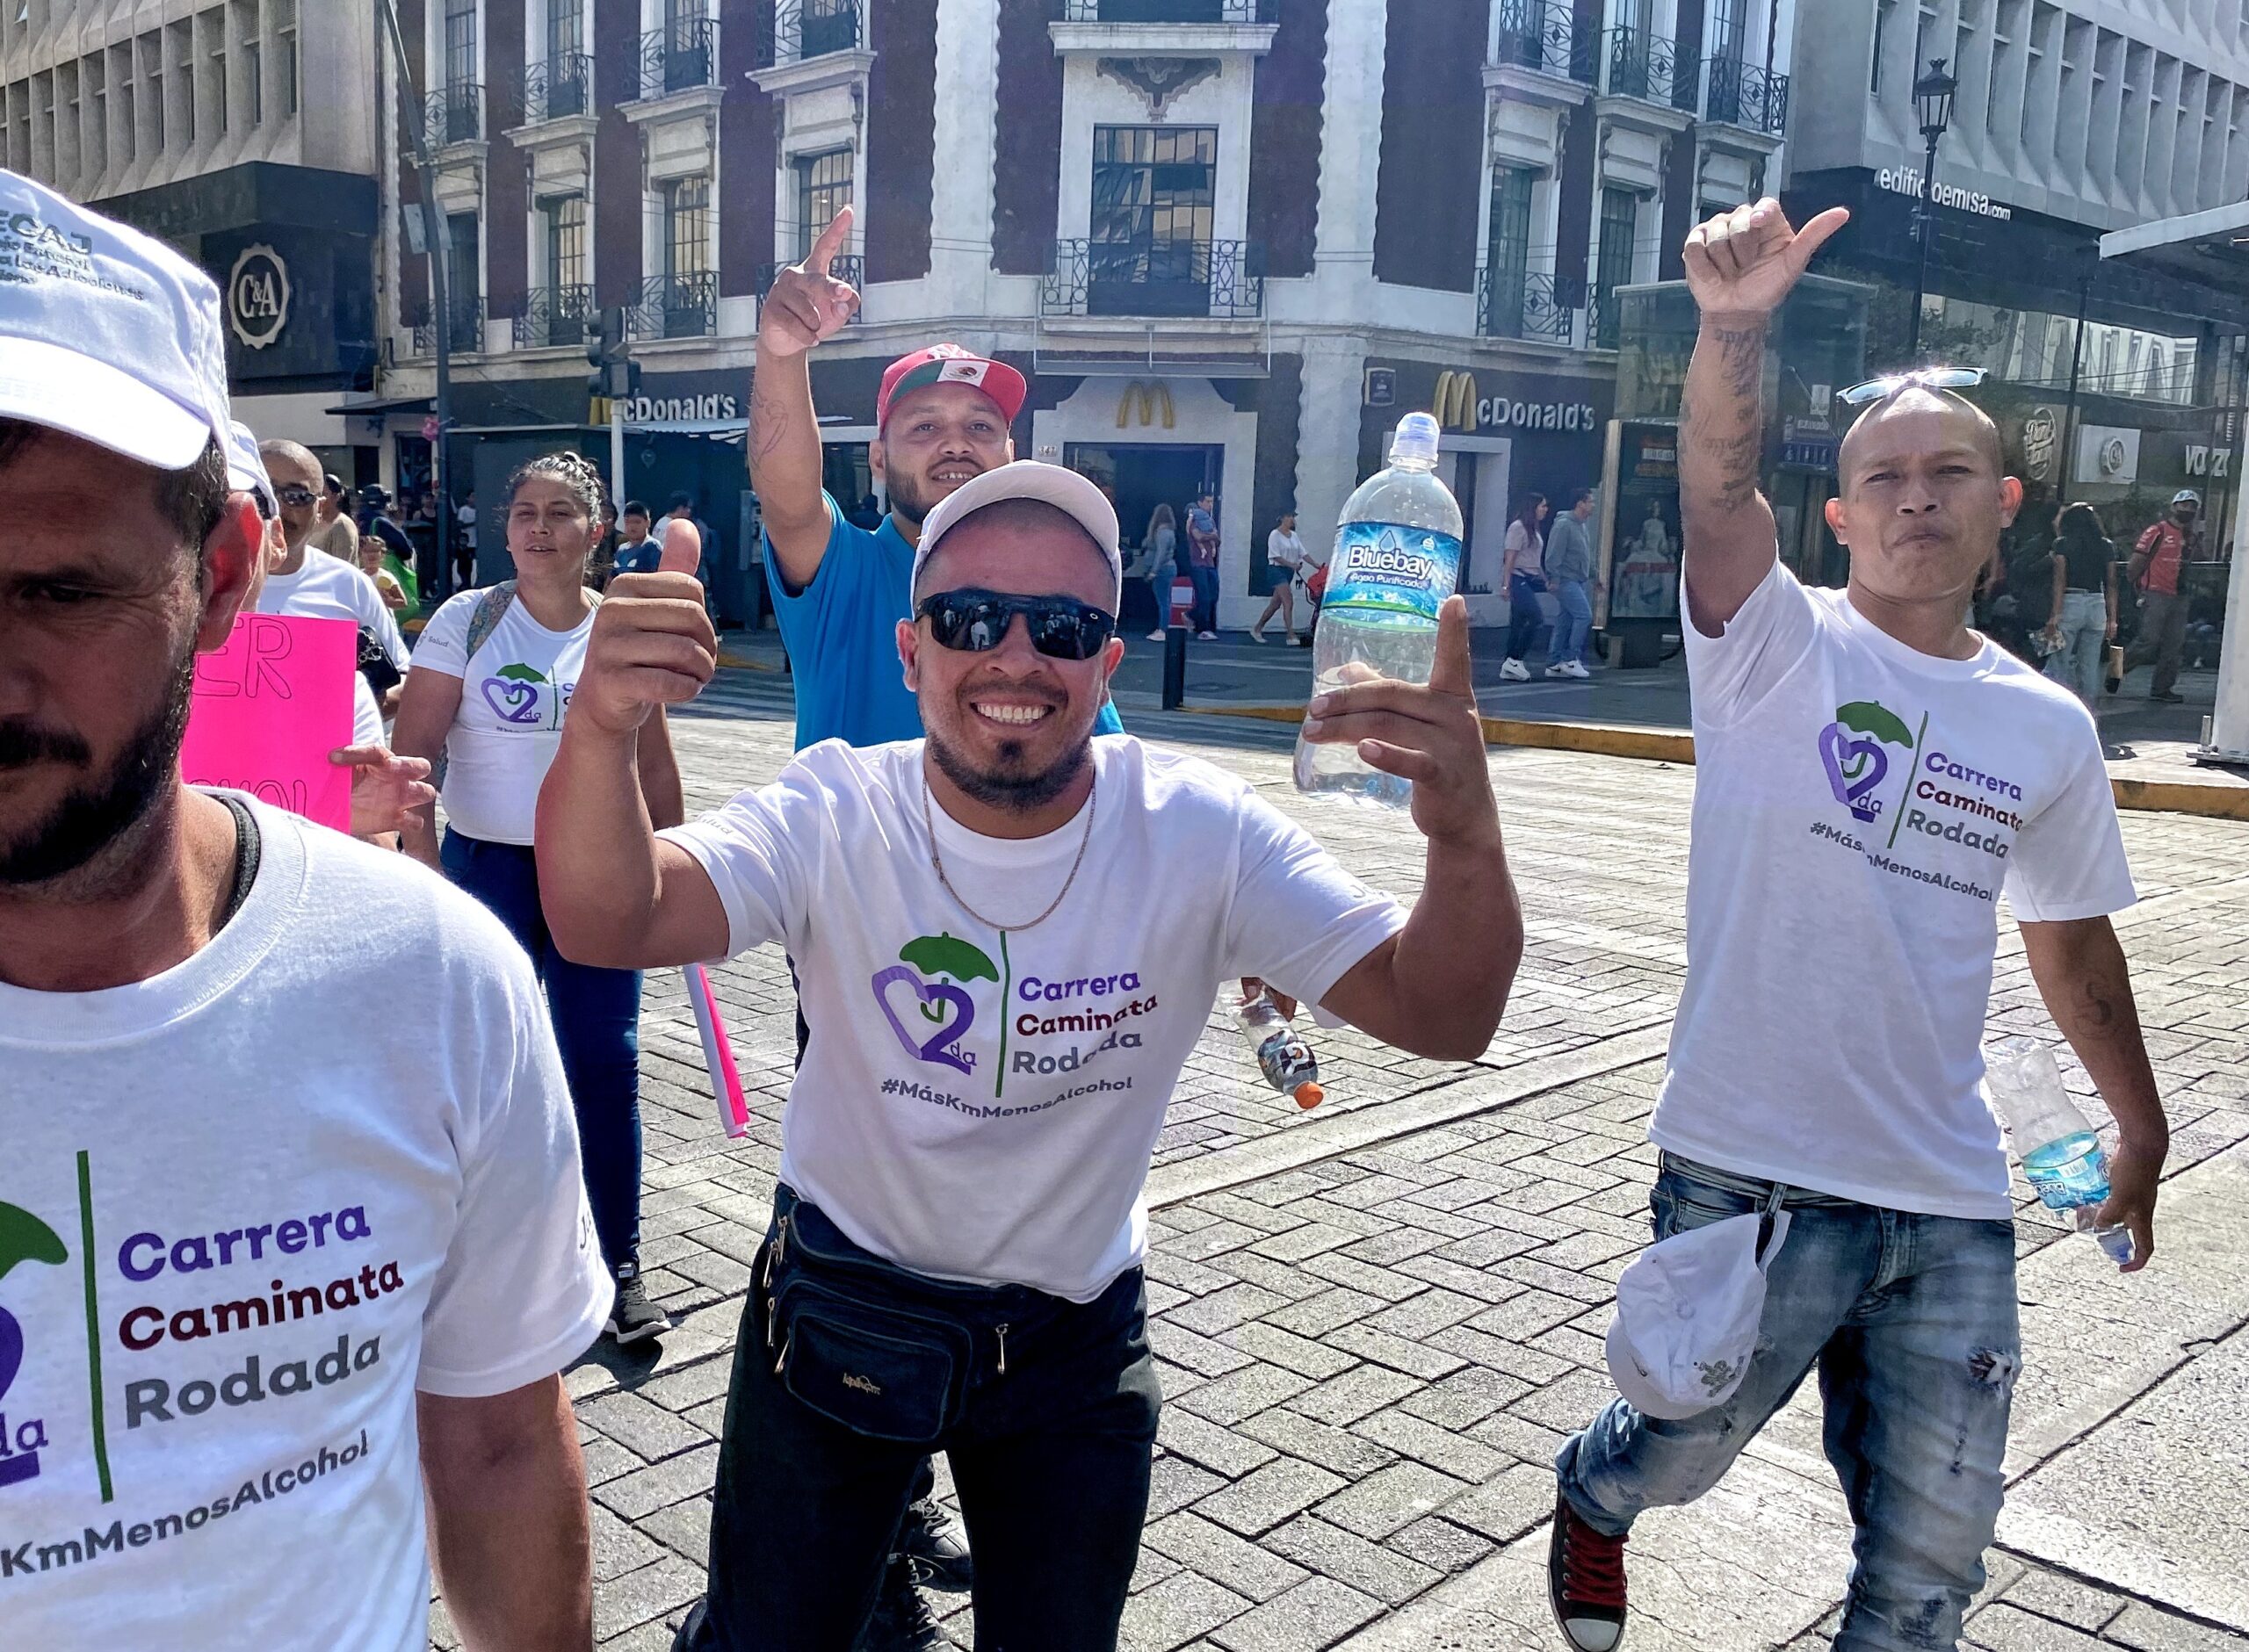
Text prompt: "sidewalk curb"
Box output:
[[715, 649, 784, 674], [1180, 703, 2249, 819]]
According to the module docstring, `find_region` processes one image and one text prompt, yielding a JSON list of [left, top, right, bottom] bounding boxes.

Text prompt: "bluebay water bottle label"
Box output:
[[1324, 523, 1463, 620]]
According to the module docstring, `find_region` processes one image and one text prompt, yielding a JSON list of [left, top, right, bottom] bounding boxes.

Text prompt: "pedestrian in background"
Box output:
[[1251, 509, 1308, 646], [2041, 501, 2118, 710], [2126, 489, 2197, 704], [1544, 487, 1599, 679], [1141, 501, 1180, 640], [1186, 488, 1221, 638], [611, 499, 663, 578], [308, 469, 360, 560], [1499, 493, 1549, 682], [391, 451, 686, 1349]]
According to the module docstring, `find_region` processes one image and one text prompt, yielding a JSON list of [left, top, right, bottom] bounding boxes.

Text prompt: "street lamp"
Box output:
[[1907, 56, 1958, 358]]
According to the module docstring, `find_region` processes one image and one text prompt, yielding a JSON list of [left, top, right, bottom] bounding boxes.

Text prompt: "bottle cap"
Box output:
[[1293, 1081, 1326, 1110], [1392, 412, 1441, 465]]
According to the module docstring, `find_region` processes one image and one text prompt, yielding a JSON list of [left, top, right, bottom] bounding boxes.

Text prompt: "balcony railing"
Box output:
[[1059, 0, 1276, 20], [628, 271, 718, 339], [1492, 0, 1593, 83], [1478, 266, 1581, 345], [511, 285, 596, 349], [756, 0, 864, 67], [425, 83, 483, 147], [754, 256, 864, 321], [1602, 25, 1697, 112], [516, 53, 594, 123], [635, 17, 719, 98], [1043, 238, 1264, 320], [1703, 55, 1790, 134], [408, 295, 488, 356]]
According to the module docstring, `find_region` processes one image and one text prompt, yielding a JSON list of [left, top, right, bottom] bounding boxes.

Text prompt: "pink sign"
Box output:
[[685, 963, 751, 1138], [179, 613, 357, 831]]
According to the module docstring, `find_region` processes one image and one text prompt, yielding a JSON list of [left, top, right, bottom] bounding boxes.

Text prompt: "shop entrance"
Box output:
[[1065, 441, 1222, 630]]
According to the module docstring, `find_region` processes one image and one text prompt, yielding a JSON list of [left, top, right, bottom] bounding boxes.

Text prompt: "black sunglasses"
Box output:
[[1836, 366, 1989, 407], [275, 484, 319, 508], [915, 588, 1117, 661]]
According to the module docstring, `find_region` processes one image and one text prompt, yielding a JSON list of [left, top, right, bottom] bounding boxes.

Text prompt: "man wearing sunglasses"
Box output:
[[257, 439, 412, 689], [538, 458, 1522, 1652], [1546, 201, 2167, 1652]]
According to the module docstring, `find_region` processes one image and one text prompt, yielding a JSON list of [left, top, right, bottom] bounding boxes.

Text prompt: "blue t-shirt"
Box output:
[[611, 538, 662, 576], [766, 494, 1124, 750]]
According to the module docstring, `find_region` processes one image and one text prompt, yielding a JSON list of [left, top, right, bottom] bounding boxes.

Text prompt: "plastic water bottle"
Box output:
[[1237, 988, 1324, 1110], [1983, 1035, 2136, 1264], [1293, 413, 1464, 805]]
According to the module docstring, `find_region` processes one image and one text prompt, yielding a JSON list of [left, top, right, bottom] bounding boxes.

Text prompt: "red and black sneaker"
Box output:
[[1548, 1490, 1629, 1652]]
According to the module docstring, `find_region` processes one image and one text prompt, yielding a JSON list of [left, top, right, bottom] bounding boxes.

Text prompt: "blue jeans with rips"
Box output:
[[1558, 1153, 2021, 1652]]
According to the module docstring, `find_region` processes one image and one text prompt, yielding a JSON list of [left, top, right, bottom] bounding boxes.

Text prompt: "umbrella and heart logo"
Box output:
[[1817, 700, 1917, 823], [0, 1201, 69, 1490], [480, 663, 551, 726], [871, 934, 999, 1076]]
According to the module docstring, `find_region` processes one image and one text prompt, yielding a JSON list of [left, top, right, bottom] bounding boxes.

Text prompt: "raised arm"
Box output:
[[1676, 199, 1848, 631], [537, 546, 730, 969], [1302, 599, 1522, 1058], [749, 206, 863, 591]]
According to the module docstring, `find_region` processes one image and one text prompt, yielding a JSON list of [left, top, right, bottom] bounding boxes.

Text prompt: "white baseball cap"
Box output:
[[912, 460, 1124, 612], [0, 170, 233, 471], [1604, 1208, 1791, 1420], [225, 420, 278, 519]]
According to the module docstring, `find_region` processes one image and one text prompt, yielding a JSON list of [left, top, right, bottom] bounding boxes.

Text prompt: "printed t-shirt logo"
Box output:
[[0, 1202, 69, 1490], [1817, 700, 1918, 822], [481, 662, 554, 726], [871, 933, 994, 1076]]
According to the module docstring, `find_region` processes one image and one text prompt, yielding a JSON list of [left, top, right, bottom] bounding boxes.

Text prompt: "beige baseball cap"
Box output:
[[911, 459, 1123, 611]]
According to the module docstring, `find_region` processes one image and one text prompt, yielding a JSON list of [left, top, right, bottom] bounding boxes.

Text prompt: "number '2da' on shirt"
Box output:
[[1654, 564, 2135, 1219], [663, 736, 1407, 1302]]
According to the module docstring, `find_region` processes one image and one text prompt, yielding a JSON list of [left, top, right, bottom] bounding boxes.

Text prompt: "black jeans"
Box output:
[[690, 1189, 1160, 1650]]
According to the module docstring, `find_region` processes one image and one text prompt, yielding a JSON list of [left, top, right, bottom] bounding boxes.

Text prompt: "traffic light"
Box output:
[[586, 307, 640, 403]]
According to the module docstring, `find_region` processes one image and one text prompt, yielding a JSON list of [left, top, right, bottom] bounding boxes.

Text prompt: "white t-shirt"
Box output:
[[256, 549, 410, 672], [664, 738, 1407, 1302], [1504, 519, 1544, 578], [410, 590, 597, 846], [351, 673, 384, 748], [0, 799, 608, 1649], [1653, 565, 2136, 1218], [1268, 529, 1307, 572]]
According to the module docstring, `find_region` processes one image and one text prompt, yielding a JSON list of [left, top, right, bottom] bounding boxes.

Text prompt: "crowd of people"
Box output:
[[0, 170, 2177, 1652]]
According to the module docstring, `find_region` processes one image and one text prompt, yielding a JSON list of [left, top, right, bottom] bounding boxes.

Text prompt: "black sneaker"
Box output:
[[2151, 690, 2186, 703], [1548, 1489, 1629, 1652], [898, 1495, 973, 1593], [855, 1554, 945, 1651], [606, 1267, 667, 1346]]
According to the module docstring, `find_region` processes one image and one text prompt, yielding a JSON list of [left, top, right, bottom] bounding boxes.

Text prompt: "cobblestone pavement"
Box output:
[[430, 673, 2249, 1652]]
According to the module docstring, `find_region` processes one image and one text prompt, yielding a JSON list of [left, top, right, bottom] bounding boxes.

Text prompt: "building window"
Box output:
[[446, 210, 481, 334], [240, 0, 263, 128], [445, 0, 477, 88], [203, 7, 228, 136], [1483, 164, 1535, 335], [795, 148, 852, 261], [1088, 126, 1218, 316], [1594, 185, 1638, 347], [545, 193, 586, 291], [113, 48, 133, 162], [278, 0, 298, 116], [547, 0, 583, 60], [665, 175, 712, 278], [1873, 0, 1894, 96], [1706, 0, 1741, 61]]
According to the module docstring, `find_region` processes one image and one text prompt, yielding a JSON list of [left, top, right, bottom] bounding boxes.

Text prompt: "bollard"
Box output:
[[1162, 624, 1188, 711]]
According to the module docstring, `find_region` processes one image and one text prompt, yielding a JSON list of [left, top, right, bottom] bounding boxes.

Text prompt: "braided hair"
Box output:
[[504, 451, 606, 520]]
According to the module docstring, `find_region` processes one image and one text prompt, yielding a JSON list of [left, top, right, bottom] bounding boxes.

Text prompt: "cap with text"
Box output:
[[0, 169, 233, 471], [912, 460, 1123, 611], [877, 343, 1028, 432]]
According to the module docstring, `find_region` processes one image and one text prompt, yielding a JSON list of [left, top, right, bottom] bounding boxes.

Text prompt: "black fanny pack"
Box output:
[[759, 1188, 1009, 1446]]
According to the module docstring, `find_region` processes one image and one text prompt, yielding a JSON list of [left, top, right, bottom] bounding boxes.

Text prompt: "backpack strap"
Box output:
[[462, 580, 517, 666]]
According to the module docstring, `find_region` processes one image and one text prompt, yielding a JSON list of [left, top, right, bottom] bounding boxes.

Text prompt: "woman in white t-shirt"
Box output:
[[392, 451, 685, 1345], [1251, 509, 1310, 646]]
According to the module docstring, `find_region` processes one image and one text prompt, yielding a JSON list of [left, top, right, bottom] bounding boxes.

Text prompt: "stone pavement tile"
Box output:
[[1170, 1220, 1275, 1264], [1161, 1403, 1284, 1477], [1286, 1363, 1423, 1426], [1451, 1408, 1566, 1475], [2104, 1601, 2249, 1649], [1435, 1461, 1556, 1545], [1466, 1288, 1587, 1342], [1392, 1251, 1529, 1305], [1209, 1576, 1388, 1652], [1349, 1408, 1509, 1484], [1248, 1220, 1364, 1265], [1999, 1566, 2130, 1634], [1175, 1361, 1319, 1426], [1119, 1569, 1258, 1652], [579, 1389, 719, 1463], [1262, 1285, 1387, 1339], [1211, 1249, 1335, 1302], [1195, 1458, 1350, 1538], [637, 1355, 735, 1414], [1197, 1189, 1313, 1236], [593, 1444, 721, 1521], [1325, 1323, 1467, 1381], [1263, 1515, 1445, 1606], [592, 1555, 705, 1642], [1301, 1252, 1432, 1303], [1964, 1603, 2110, 1650], [1148, 1452, 1230, 1519], [1143, 1511, 1313, 1602], [598, 1620, 683, 1652], [592, 1503, 669, 1583], [1168, 1281, 1296, 1338], [1364, 1286, 1486, 1342], [1398, 1366, 1531, 1431], [580, 1435, 642, 1489], [1386, 1514, 1498, 1577], [1314, 1460, 1475, 1540], [1240, 1409, 1402, 1480], [1151, 1319, 1261, 1379], [1504, 1367, 1622, 1433], [1425, 1323, 1574, 1387], [1347, 1207, 1472, 1250], [1223, 1319, 1361, 1380], [637, 1494, 712, 1565]]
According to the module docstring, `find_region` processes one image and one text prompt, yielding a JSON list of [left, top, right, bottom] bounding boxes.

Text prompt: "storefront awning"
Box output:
[[323, 395, 433, 417]]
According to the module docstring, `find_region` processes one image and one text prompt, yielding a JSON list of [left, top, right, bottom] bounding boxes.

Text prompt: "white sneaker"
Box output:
[[1197, 631, 1219, 641], [1147, 631, 1166, 642], [1544, 662, 1573, 678], [1501, 658, 1530, 682], [1564, 660, 1592, 679], [1249, 626, 1269, 644]]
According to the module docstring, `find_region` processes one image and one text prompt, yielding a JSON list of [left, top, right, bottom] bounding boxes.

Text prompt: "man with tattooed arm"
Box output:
[[1543, 200, 2169, 1652]]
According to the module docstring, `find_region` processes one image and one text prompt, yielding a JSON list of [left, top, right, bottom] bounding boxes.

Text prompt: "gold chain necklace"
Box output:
[[922, 763, 1097, 934]]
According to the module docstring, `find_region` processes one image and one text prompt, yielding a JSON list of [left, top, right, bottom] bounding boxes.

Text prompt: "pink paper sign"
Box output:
[[179, 613, 357, 831]]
